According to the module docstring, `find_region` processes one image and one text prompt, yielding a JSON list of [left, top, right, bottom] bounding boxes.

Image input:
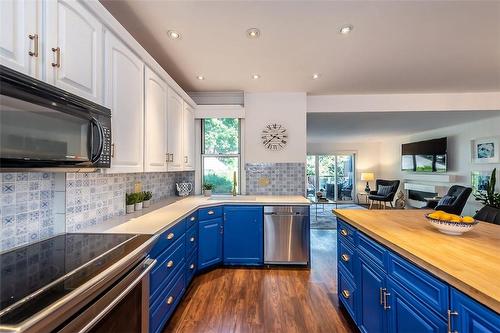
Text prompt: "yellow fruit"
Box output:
[[428, 213, 440, 219], [450, 217, 462, 223], [440, 214, 453, 221], [462, 216, 475, 223]]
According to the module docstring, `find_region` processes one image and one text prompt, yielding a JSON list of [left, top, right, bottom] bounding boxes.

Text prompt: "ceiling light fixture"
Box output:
[[252, 74, 260, 80], [339, 24, 353, 35], [196, 75, 205, 80], [312, 73, 320, 79], [247, 28, 261, 39], [167, 30, 181, 39]]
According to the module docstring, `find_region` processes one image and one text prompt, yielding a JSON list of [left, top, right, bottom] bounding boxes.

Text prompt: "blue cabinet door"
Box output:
[[223, 206, 263, 265], [357, 252, 387, 333], [387, 278, 447, 333], [198, 217, 223, 270], [451, 288, 500, 333]]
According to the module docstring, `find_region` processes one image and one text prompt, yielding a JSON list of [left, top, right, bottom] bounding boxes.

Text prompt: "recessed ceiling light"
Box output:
[[312, 73, 320, 79], [247, 28, 261, 39], [196, 75, 205, 80], [252, 74, 260, 80], [167, 30, 181, 39], [339, 24, 353, 35]]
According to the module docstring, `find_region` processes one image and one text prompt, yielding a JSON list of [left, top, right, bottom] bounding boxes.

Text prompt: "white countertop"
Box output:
[[79, 195, 310, 235]]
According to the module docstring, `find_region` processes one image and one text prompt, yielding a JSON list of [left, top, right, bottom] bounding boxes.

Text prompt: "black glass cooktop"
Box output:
[[0, 233, 151, 326]]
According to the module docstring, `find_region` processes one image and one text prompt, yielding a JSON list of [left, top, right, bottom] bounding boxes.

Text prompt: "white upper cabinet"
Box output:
[[182, 102, 195, 171], [167, 88, 184, 172], [104, 30, 144, 173], [144, 67, 168, 172], [45, 0, 103, 103], [0, 0, 40, 77]]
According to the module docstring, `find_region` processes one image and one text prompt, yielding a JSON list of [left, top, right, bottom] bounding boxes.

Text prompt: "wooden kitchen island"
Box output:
[[333, 209, 500, 333]]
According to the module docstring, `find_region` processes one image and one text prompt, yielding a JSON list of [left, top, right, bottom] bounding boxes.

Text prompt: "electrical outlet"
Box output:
[[134, 181, 142, 193]]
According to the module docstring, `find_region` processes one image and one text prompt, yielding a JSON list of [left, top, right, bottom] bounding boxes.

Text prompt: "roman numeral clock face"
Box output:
[[261, 124, 288, 151]]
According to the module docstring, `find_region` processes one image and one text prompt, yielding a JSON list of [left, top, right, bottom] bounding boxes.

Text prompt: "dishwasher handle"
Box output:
[[263, 205, 309, 216]]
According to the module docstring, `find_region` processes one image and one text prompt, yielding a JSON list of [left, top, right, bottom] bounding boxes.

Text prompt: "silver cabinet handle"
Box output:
[[166, 260, 174, 268], [170, 153, 174, 162], [341, 254, 350, 262], [447, 310, 458, 333], [382, 288, 391, 310], [190, 216, 196, 222], [167, 232, 174, 240], [189, 263, 195, 270], [165, 154, 169, 163], [190, 236, 195, 243], [28, 34, 39, 57], [208, 210, 214, 215], [51, 47, 61, 67], [166, 296, 174, 305], [379, 287, 384, 305]]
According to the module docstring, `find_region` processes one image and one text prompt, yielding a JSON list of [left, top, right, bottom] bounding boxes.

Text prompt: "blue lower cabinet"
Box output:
[[185, 250, 197, 285], [198, 217, 223, 270], [150, 236, 185, 301], [356, 252, 387, 333], [451, 288, 500, 333], [386, 278, 447, 333], [223, 206, 263, 265], [150, 269, 186, 333]]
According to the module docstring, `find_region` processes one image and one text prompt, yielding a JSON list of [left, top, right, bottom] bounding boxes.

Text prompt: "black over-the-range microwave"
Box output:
[[0, 65, 111, 170]]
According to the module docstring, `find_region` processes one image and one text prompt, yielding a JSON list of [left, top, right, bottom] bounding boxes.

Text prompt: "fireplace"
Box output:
[[404, 182, 445, 208]]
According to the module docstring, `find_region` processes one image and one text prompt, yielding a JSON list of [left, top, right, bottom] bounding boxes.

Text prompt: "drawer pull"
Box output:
[[341, 254, 350, 262], [340, 229, 348, 236], [51, 47, 61, 68], [207, 210, 215, 215], [190, 236, 195, 243], [190, 216, 196, 221], [189, 263, 195, 270], [166, 260, 174, 268], [167, 232, 174, 240], [166, 296, 174, 305], [341, 290, 350, 299], [28, 34, 39, 57]]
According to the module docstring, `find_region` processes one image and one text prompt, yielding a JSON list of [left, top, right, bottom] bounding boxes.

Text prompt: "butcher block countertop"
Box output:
[[333, 209, 500, 313]]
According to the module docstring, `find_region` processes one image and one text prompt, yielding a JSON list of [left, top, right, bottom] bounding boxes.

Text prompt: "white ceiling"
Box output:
[[307, 111, 500, 142], [100, 0, 500, 95]]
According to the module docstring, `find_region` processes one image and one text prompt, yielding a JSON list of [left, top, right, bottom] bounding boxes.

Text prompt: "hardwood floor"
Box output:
[[163, 230, 355, 333]]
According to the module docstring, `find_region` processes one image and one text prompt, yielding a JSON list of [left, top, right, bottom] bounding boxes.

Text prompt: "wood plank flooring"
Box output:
[[163, 230, 355, 333]]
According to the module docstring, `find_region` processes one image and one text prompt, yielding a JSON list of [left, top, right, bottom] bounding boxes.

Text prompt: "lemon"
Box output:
[[462, 216, 475, 223], [450, 217, 462, 223], [440, 213, 453, 221]]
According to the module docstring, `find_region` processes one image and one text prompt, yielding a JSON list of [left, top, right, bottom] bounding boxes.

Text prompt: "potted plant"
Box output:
[[134, 192, 144, 211], [474, 168, 500, 224], [203, 183, 214, 197], [125, 193, 136, 214], [143, 191, 152, 208]]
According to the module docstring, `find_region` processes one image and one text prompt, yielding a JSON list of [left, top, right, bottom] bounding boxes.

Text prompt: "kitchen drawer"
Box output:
[[338, 266, 357, 322], [388, 252, 449, 318], [186, 211, 198, 229], [199, 206, 223, 220], [338, 240, 356, 280], [337, 218, 356, 246], [185, 223, 198, 257], [185, 250, 197, 285], [150, 269, 186, 333], [356, 233, 388, 272], [150, 236, 185, 300], [150, 219, 186, 258]]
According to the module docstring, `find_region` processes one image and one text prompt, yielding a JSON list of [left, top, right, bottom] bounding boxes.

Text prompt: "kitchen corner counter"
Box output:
[[333, 209, 500, 313], [79, 195, 310, 235]]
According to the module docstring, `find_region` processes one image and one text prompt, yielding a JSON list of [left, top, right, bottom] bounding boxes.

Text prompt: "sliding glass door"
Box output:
[[307, 154, 355, 202]]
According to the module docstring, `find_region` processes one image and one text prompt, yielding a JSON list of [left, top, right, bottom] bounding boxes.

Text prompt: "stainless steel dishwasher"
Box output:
[[264, 206, 310, 265]]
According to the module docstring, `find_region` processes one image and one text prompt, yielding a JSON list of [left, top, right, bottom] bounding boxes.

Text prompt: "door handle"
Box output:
[[447, 310, 458, 333], [90, 117, 104, 163], [382, 288, 391, 310], [28, 34, 39, 57], [51, 47, 61, 67]]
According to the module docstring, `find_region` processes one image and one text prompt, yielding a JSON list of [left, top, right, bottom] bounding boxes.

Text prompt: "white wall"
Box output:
[[307, 142, 381, 194], [379, 115, 500, 215], [244, 92, 307, 163]]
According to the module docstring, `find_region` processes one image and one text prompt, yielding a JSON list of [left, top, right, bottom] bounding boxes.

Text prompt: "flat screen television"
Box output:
[[401, 137, 447, 172]]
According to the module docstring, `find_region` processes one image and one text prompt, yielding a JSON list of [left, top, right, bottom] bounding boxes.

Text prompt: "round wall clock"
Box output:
[[261, 123, 288, 151]]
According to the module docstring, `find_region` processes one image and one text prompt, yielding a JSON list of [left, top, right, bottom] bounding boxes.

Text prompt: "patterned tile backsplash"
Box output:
[[245, 163, 305, 195], [65, 171, 194, 232], [1, 173, 58, 252], [0, 171, 194, 252]]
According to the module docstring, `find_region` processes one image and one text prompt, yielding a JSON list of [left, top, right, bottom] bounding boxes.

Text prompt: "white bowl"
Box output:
[[425, 215, 478, 236]]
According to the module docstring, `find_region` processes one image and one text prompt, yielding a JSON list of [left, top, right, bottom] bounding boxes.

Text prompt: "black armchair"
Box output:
[[368, 179, 400, 209], [427, 185, 472, 215]]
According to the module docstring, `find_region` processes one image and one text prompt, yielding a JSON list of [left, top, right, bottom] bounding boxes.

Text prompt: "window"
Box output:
[[202, 118, 240, 194], [307, 154, 355, 201]]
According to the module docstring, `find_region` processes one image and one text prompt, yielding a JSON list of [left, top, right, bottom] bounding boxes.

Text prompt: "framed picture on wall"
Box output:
[[471, 170, 493, 194], [471, 136, 500, 164]]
